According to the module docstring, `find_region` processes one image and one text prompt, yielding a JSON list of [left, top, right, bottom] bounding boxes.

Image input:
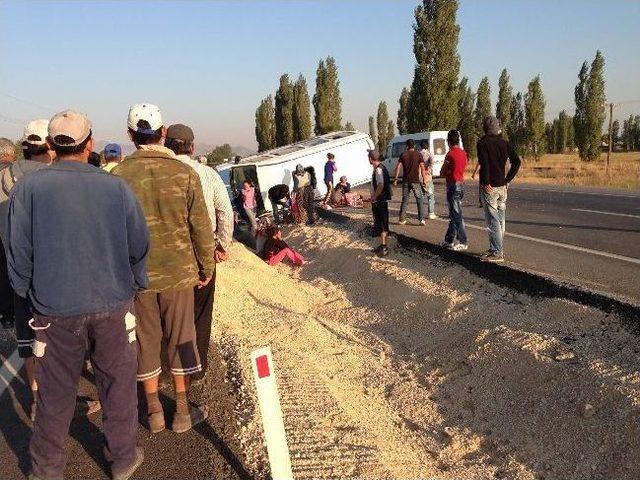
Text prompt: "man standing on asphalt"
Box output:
[[419, 140, 437, 219], [369, 149, 391, 257], [165, 123, 234, 380], [0, 121, 54, 417], [393, 138, 428, 225], [440, 130, 469, 251], [477, 116, 521, 263], [322, 152, 337, 209], [6, 110, 149, 480], [113, 104, 217, 434], [0, 137, 17, 329], [102, 143, 123, 172]]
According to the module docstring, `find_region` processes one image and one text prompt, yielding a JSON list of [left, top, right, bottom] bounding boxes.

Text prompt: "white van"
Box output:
[[230, 131, 375, 210], [383, 131, 462, 177]]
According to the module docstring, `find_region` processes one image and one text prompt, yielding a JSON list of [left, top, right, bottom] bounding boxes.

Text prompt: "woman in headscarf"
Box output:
[[292, 164, 316, 225]]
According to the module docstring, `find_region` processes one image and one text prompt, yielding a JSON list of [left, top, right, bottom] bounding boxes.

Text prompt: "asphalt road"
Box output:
[[0, 327, 252, 480], [356, 180, 640, 303]]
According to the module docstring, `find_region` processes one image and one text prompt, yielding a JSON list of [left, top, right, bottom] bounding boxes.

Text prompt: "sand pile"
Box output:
[[212, 219, 640, 479]]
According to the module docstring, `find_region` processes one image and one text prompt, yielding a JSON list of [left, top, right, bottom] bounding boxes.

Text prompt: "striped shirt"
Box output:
[[175, 155, 234, 251]]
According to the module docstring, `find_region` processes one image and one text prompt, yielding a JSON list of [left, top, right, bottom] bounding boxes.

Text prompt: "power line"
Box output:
[[0, 92, 55, 113]]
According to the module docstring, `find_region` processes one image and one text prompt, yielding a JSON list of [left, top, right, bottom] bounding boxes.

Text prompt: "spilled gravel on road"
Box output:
[[214, 219, 640, 480]]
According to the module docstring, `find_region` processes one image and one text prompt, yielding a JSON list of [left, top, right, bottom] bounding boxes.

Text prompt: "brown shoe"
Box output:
[[172, 405, 209, 433], [148, 411, 166, 434]]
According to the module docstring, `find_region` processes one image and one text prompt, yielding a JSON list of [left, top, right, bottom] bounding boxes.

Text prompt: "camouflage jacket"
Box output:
[[113, 147, 216, 292]]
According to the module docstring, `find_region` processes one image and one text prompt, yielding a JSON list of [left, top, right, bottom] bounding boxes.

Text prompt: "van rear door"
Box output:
[[430, 136, 448, 177]]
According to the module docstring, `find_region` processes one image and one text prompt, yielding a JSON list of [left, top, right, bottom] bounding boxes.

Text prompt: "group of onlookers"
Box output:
[[368, 115, 521, 261], [0, 103, 233, 480]]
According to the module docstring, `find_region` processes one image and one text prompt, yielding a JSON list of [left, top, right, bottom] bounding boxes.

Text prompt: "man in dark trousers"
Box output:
[[369, 149, 392, 257], [393, 138, 428, 225], [268, 183, 290, 224], [477, 116, 521, 262], [440, 130, 469, 251], [6, 110, 150, 480]]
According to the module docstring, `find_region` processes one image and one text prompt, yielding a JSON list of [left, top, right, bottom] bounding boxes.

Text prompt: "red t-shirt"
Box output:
[[445, 146, 467, 185]]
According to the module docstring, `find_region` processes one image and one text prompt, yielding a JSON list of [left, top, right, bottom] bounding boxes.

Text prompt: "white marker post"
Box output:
[[250, 347, 294, 480]]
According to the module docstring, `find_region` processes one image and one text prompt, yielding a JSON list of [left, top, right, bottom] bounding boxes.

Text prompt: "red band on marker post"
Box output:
[[256, 354, 270, 378]]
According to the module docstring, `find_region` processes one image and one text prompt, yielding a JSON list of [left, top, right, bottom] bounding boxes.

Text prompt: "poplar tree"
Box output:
[[255, 95, 276, 152], [376, 101, 394, 155], [525, 75, 546, 159], [456, 77, 476, 157], [344, 121, 355, 131], [397, 87, 410, 134], [313, 56, 342, 134], [368, 116, 377, 146], [611, 119, 620, 146], [496, 69, 512, 139], [407, 0, 460, 131], [275, 74, 295, 146], [583, 51, 606, 161], [292, 74, 312, 142], [574, 61, 589, 159], [474, 77, 492, 141], [509, 92, 526, 151]]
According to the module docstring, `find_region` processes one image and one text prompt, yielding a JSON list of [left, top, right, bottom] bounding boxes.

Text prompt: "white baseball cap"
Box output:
[[48, 110, 92, 147], [23, 119, 49, 146], [127, 103, 163, 134]]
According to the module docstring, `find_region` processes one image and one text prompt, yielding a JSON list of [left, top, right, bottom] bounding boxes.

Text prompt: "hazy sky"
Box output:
[[1, 0, 639, 149]]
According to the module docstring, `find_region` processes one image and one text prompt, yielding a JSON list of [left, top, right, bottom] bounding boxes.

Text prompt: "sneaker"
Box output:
[[148, 410, 166, 434], [376, 245, 389, 257], [398, 219, 407, 225], [428, 213, 437, 220], [451, 243, 468, 251], [172, 404, 209, 433], [481, 252, 504, 263], [419, 219, 426, 225], [441, 241, 455, 249], [112, 446, 144, 480]]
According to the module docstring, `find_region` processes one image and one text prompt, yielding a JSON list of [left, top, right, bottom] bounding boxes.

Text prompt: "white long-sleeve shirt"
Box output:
[[175, 155, 234, 251]]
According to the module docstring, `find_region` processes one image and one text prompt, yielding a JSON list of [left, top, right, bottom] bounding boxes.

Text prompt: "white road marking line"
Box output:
[[387, 206, 640, 266], [0, 349, 24, 396], [508, 186, 640, 199], [572, 208, 640, 219]]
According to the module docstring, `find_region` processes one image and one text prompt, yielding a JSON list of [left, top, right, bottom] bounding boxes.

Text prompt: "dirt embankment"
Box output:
[[214, 219, 640, 480]]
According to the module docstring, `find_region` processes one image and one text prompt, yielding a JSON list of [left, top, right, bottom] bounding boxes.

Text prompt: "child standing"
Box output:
[[441, 130, 469, 251], [240, 180, 258, 234]]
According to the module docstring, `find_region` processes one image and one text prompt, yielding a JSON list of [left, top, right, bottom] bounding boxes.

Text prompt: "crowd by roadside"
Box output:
[[0, 103, 234, 480], [367, 115, 521, 262]]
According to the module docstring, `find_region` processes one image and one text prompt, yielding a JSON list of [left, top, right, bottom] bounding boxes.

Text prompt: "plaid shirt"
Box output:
[[175, 155, 234, 251]]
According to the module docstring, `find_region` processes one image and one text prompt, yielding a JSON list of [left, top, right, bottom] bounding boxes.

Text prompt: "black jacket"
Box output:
[[477, 134, 521, 187]]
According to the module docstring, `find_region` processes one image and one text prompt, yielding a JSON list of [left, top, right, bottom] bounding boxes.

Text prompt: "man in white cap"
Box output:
[[113, 104, 216, 434], [6, 109, 150, 480]]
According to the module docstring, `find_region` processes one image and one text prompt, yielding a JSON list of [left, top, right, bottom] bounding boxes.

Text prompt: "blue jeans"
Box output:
[[422, 179, 435, 215], [445, 183, 467, 245], [482, 185, 507, 254], [399, 182, 425, 221]]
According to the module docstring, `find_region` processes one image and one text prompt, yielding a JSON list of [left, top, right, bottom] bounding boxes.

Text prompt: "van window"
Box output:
[[433, 138, 447, 156], [391, 142, 406, 158]]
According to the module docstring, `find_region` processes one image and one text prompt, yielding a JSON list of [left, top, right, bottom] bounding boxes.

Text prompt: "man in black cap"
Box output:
[[477, 115, 521, 262]]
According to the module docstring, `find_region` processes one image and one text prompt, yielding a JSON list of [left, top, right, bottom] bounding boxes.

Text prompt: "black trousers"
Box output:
[[30, 299, 138, 479], [193, 268, 216, 379]]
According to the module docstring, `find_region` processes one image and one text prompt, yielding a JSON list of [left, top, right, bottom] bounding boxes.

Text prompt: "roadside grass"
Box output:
[[467, 152, 640, 189]]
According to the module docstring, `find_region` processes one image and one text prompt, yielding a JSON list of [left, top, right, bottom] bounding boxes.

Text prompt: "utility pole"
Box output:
[[606, 102, 613, 174]]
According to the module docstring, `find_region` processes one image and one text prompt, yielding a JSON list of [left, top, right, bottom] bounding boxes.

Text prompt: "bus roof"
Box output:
[[236, 130, 370, 167]]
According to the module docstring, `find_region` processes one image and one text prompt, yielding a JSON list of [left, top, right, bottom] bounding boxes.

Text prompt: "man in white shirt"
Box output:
[[420, 140, 437, 219], [165, 124, 234, 379]]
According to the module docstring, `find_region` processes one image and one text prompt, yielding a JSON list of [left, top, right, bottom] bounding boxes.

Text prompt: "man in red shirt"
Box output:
[[440, 130, 468, 250]]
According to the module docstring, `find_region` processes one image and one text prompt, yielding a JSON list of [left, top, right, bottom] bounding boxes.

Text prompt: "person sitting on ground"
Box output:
[[330, 176, 350, 206], [268, 183, 290, 224], [240, 179, 258, 234], [261, 226, 305, 266], [102, 143, 123, 172]]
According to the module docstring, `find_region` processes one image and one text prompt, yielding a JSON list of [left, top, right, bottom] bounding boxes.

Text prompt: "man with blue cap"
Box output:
[[102, 143, 122, 172]]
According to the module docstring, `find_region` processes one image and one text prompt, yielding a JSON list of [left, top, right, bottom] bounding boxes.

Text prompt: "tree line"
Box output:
[[255, 56, 346, 152]]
